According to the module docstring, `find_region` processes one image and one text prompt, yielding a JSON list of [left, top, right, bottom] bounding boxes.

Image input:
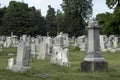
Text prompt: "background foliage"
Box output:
[[0, 0, 93, 37]]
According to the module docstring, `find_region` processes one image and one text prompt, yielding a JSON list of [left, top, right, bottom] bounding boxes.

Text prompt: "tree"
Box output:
[[106, 0, 120, 9], [3, 1, 30, 36], [56, 10, 66, 33], [96, 11, 120, 36], [46, 5, 57, 36], [2, 1, 47, 36], [96, 12, 114, 36], [26, 7, 47, 36], [0, 7, 6, 35], [105, 0, 120, 36], [0, 7, 6, 25], [111, 7, 120, 35], [61, 0, 92, 37]]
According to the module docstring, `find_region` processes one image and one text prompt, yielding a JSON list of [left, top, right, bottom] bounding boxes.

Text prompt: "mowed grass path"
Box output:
[[0, 46, 120, 80]]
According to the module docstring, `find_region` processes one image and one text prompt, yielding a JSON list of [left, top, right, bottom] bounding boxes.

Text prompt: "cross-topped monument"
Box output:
[[81, 18, 108, 72]]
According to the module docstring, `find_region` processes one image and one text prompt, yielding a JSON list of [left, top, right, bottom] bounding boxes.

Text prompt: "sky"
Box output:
[[0, 0, 113, 17]]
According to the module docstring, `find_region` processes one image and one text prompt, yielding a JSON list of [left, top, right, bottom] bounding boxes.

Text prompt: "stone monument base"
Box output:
[[12, 65, 31, 72], [81, 61, 108, 72]]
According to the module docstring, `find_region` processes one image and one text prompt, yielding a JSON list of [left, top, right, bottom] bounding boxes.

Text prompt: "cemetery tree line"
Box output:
[[96, 0, 120, 36], [0, 0, 93, 37], [0, 1, 47, 36]]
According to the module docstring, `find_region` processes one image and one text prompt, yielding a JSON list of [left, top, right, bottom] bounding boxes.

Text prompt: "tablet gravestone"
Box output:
[[12, 43, 31, 72]]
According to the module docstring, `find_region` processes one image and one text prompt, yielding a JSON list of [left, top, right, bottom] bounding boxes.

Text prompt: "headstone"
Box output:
[[4, 37, 11, 48], [31, 43, 36, 57], [63, 33, 69, 47], [50, 32, 70, 67], [107, 36, 113, 50], [12, 43, 31, 72], [7, 58, 14, 70], [77, 36, 88, 51], [45, 37, 53, 55], [22, 35, 27, 42], [4, 42, 10, 48], [11, 36, 19, 47], [61, 48, 69, 66], [54, 32, 65, 47], [27, 35, 31, 44], [37, 42, 48, 60], [113, 37, 118, 48], [35, 38, 40, 44], [31, 37, 35, 43], [100, 35, 107, 51], [51, 47, 70, 67], [36, 43, 41, 56], [81, 18, 108, 72]]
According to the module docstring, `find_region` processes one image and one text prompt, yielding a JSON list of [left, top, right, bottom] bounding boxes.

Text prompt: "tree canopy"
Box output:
[[96, 12, 115, 36], [106, 0, 120, 9], [96, 0, 120, 36], [46, 5, 57, 36], [60, 0, 93, 37], [0, 0, 93, 37], [0, 1, 46, 36]]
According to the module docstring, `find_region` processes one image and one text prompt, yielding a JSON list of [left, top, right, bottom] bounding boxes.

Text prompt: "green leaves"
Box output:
[[96, 0, 120, 36], [0, 1, 46, 36], [96, 7, 120, 36], [59, 0, 92, 37], [0, 0, 92, 37], [46, 5, 57, 36], [106, 0, 120, 9]]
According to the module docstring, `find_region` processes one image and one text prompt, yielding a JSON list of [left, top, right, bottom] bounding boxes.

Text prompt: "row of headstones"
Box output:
[[0, 34, 19, 48], [76, 35, 120, 52], [0, 33, 47, 48], [7, 18, 108, 72], [7, 32, 70, 72], [0, 35, 41, 48]]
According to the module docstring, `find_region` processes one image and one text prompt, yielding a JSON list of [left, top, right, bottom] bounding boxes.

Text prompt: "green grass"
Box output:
[[0, 46, 120, 80]]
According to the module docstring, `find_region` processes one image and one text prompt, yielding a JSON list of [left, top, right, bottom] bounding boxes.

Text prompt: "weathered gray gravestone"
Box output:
[[50, 32, 70, 67], [113, 37, 118, 48], [45, 37, 53, 55], [100, 35, 108, 52], [12, 43, 31, 72], [31, 43, 36, 57], [81, 18, 108, 72], [7, 58, 14, 70], [37, 42, 48, 60]]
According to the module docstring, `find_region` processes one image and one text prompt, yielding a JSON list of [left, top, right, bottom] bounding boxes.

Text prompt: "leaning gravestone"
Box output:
[[81, 18, 108, 72], [12, 43, 31, 72]]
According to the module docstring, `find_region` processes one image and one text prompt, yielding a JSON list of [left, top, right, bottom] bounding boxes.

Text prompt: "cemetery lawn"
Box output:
[[0, 46, 120, 80]]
